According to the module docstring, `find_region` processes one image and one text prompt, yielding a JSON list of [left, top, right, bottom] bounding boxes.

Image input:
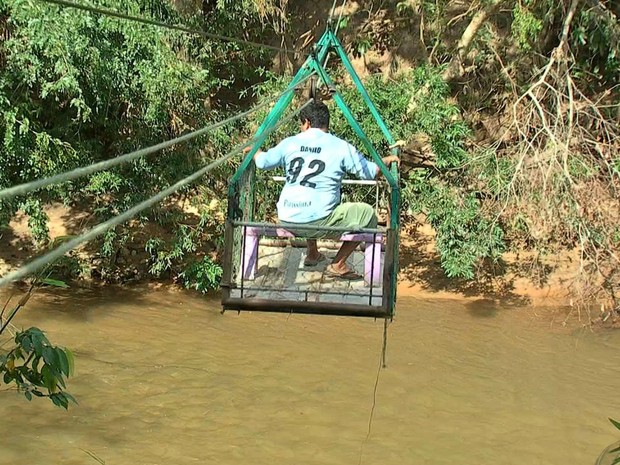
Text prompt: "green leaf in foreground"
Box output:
[[41, 279, 69, 288]]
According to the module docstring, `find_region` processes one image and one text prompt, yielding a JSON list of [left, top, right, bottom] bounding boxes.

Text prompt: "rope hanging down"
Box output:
[[39, 0, 298, 56], [0, 74, 315, 201], [0, 100, 313, 288]]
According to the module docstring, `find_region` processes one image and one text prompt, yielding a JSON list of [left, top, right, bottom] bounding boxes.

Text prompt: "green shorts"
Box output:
[[280, 202, 378, 239]]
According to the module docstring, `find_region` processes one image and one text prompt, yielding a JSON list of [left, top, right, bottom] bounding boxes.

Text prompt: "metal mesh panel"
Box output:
[[223, 220, 392, 317], [227, 163, 255, 288]]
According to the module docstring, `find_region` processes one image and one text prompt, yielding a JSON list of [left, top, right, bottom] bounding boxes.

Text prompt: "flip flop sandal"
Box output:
[[325, 264, 363, 280], [304, 253, 327, 267]]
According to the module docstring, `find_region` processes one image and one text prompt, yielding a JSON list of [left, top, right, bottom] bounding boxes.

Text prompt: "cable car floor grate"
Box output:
[[229, 245, 384, 306]]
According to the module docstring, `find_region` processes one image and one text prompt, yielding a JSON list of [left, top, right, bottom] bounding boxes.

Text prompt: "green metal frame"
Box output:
[[226, 28, 401, 316]]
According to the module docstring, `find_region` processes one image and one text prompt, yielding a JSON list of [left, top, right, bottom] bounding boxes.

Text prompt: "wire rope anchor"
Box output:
[[309, 73, 336, 102], [310, 76, 319, 103]]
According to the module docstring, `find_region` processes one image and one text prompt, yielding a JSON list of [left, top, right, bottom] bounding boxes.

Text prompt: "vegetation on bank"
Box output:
[[0, 275, 75, 408], [0, 0, 618, 313]]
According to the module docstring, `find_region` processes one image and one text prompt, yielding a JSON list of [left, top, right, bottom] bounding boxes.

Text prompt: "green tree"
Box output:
[[0, 0, 274, 287], [1, 278, 75, 409]]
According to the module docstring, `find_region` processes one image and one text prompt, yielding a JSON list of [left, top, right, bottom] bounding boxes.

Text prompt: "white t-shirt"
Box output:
[[255, 128, 378, 223]]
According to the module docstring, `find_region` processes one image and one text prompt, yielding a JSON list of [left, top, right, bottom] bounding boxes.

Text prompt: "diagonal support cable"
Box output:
[[334, 0, 348, 36], [0, 100, 312, 287], [0, 74, 314, 201], [328, 0, 339, 25]]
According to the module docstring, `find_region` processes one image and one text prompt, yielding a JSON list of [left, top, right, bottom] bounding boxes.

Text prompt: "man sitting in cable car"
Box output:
[[248, 101, 399, 280]]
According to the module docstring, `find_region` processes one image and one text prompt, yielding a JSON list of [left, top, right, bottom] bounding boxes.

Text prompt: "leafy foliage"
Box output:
[[605, 419, 620, 465], [0, 327, 76, 409], [404, 172, 504, 279], [179, 256, 223, 293], [511, 4, 543, 51], [505, 0, 619, 86], [0, 0, 273, 285], [333, 67, 498, 279], [0, 276, 75, 408], [332, 66, 469, 168], [144, 204, 225, 280]]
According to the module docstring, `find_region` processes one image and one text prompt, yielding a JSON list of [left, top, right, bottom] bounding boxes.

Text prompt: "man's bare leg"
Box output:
[[329, 241, 360, 274], [306, 239, 322, 262]]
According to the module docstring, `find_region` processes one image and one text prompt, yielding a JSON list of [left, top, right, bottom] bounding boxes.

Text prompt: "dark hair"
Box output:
[[299, 101, 330, 129]]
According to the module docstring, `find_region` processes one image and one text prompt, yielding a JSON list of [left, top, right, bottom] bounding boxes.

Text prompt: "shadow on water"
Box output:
[[465, 299, 501, 318], [2, 284, 185, 324]]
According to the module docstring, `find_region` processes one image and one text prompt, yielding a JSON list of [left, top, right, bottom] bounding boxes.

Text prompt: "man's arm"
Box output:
[[343, 144, 400, 180], [377, 155, 400, 178], [242, 145, 264, 160], [244, 144, 283, 170]]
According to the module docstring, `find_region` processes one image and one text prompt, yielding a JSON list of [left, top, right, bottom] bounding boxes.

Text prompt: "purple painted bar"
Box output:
[[339, 233, 376, 242], [276, 228, 295, 237], [364, 234, 383, 285], [242, 228, 259, 280]]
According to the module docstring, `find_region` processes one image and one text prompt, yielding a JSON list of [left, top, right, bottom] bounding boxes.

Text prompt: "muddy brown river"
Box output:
[[1, 286, 619, 464]]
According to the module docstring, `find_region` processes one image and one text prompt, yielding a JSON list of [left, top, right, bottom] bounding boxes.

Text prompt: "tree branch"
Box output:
[[583, 0, 620, 59], [442, 0, 505, 82]]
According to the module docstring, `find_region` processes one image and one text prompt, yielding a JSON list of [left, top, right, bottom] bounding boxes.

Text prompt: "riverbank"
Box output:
[[0, 203, 604, 317], [397, 224, 580, 306]]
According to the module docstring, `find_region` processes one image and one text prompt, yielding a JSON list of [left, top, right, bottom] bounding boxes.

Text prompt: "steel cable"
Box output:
[[328, 0, 339, 23], [0, 74, 314, 201], [334, 0, 348, 36], [0, 100, 313, 287]]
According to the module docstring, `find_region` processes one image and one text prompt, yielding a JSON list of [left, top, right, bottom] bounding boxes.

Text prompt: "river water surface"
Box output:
[[1, 287, 619, 465]]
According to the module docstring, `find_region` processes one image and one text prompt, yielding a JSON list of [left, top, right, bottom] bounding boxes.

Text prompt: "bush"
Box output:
[[179, 256, 223, 293]]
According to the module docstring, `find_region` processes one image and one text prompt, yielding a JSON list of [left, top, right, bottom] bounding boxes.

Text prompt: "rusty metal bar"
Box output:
[[222, 297, 390, 318]]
